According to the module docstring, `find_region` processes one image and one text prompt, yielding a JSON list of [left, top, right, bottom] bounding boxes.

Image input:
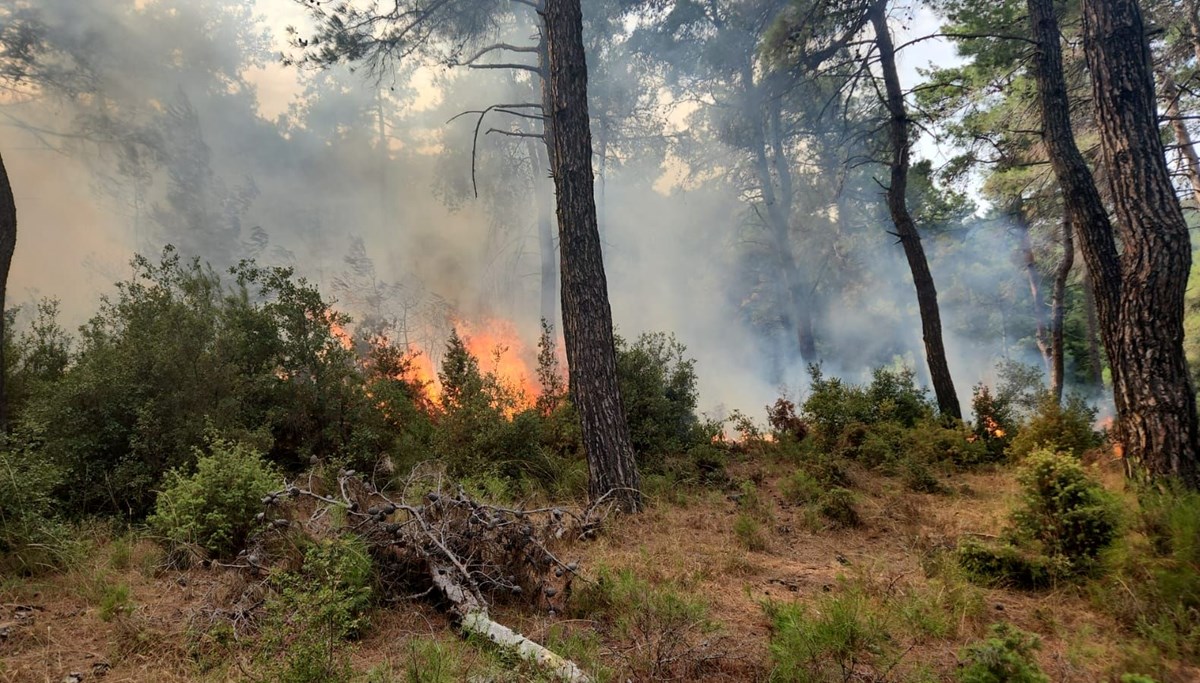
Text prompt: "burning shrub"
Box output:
[[970, 383, 1016, 462]]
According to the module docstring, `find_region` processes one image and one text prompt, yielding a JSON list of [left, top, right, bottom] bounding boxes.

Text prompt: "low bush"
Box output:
[[817, 488, 861, 529], [255, 536, 374, 683], [956, 622, 1049, 683], [765, 588, 895, 682], [149, 437, 280, 560], [0, 445, 79, 574], [957, 450, 1118, 586], [1007, 393, 1101, 461]]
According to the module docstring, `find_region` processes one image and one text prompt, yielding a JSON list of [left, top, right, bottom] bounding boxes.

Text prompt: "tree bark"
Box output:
[[0, 152, 14, 432], [870, 1, 961, 419], [543, 0, 642, 511], [1050, 209, 1074, 403], [1081, 0, 1200, 487]]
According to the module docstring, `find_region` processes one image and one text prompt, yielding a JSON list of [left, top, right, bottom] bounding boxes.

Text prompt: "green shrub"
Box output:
[[765, 589, 894, 682], [1012, 450, 1119, 570], [902, 458, 946, 494], [817, 488, 860, 528], [615, 331, 703, 461], [956, 622, 1049, 683], [98, 581, 134, 622], [149, 438, 280, 559], [1008, 393, 1101, 460], [734, 512, 769, 551], [780, 469, 823, 505], [905, 419, 988, 467], [956, 537, 1056, 589], [256, 536, 374, 683], [970, 383, 1016, 462], [1100, 485, 1200, 663], [0, 445, 79, 574]]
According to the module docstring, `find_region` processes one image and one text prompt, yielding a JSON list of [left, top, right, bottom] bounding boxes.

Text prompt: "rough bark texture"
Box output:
[[870, 2, 961, 419], [0, 152, 14, 432], [543, 0, 642, 511], [1082, 0, 1200, 487], [1050, 209, 1074, 403]]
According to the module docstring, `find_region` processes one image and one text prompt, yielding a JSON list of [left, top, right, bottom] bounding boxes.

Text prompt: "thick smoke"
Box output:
[[2, 0, 1061, 419]]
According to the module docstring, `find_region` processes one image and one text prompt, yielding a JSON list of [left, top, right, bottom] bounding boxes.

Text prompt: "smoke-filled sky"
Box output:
[[4, 0, 1034, 421]]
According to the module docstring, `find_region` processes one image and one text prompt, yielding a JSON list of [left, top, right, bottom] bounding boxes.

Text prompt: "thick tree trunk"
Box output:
[[1157, 70, 1200, 206], [543, 0, 642, 511], [0, 152, 14, 432], [1082, 0, 1200, 487], [1050, 209, 1074, 403], [870, 2, 961, 419]]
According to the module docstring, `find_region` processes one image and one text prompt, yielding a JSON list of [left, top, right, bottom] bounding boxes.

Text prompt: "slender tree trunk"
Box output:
[[1157, 69, 1200, 206], [0, 152, 16, 432], [543, 0, 642, 511], [1083, 268, 1105, 388], [1082, 0, 1200, 488], [525, 136, 558, 331], [870, 1, 961, 419], [1013, 205, 1052, 376], [1050, 209, 1075, 403]]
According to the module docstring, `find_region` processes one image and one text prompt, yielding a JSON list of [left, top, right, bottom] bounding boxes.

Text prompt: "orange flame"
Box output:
[[455, 317, 540, 410]]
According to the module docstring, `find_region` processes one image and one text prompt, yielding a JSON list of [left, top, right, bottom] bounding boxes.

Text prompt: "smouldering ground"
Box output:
[[1, 458, 1196, 682]]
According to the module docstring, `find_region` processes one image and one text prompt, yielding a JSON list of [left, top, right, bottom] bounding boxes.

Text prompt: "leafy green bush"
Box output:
[[905, 418, 988, 467], [615, 331, 703, 461], [902, 458, 946, 494], [956, 537, 1057, 589], [802, 365, 933, 451], [958, 451, 1118, 587], [970, 383, 1016, 462], [734, 512, 769, 551], [780, 469, 823, 505], [1007, 393, 1101, 460], [1011, 450, 1119, 570], [0, 446, 78, 574], [149, 438, 279, 559], [817, 488, 860, 528], [257, 536, 374, 683], [956, 622, 1049, 683]]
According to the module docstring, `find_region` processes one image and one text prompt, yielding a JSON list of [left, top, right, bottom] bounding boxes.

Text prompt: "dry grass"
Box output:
[[1, 458, 1197, 682]]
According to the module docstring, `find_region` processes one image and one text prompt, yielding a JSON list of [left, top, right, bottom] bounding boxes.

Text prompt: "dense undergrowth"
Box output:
[[1, 249, 1198, 682]]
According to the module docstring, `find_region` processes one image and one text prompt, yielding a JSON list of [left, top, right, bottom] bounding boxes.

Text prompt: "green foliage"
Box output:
[[1100, 485, 1200, 663], [734, 511, 769, 551], [955, 623, 1049, 683], [956, 537, 1056, 589], [958, 451, 1118, 587], [802, 365, 933, 450], [98, 581, 134, 622], [817, 488, 860, 528], [149, 437, 280, 559], [1011, 450, 1119, 569], [615, 331, 702, 460], [257, 536, 374, 683], [905, 418, 989, 468], [0, 445, 78, 574], [569, 566, 713, 680], [1007, 393, 1101, 461], [780, 469, 823, 505], [901, 458, 947, 494], [764, 589, 894, 683], [970, 383, 1016, 462]]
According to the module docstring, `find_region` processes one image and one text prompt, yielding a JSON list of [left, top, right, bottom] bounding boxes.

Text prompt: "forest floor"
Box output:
[[1, 453, 1195, 683]]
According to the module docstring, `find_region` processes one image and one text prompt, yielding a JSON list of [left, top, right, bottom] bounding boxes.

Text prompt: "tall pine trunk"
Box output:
[[1050, 210, 1074, 403], [543, 0, 642, 511], [1157, 70, 1200, 206], [1014, 205, 1052, 376], [0, 152, 15, 432], [1081, 0, 1200, 487], [870, 1, 961, 419]]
